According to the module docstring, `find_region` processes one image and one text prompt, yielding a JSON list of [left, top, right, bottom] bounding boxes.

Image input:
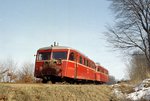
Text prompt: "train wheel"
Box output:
[[42, 78, 48, 83], [51, 79, 56, 84]]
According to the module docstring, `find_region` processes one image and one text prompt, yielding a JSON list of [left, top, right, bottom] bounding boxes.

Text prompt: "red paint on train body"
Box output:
[[34, 45, 109, 83]]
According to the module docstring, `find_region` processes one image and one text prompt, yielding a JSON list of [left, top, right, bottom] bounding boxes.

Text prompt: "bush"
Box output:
[[126, 52, 150, 83], [16, 62, 35, 83]]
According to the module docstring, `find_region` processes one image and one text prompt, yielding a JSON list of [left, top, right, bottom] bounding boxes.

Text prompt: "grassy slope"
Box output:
[[0, 83, 117, 101]]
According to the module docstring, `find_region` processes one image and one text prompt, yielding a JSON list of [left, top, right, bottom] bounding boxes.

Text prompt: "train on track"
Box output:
[[34, 43, 109, 84]]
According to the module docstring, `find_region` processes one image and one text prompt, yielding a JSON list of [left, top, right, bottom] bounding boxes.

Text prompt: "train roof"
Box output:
[[38, 46, 71, 50], [96, 63, 108, 71], [38, 45, 89, 59]]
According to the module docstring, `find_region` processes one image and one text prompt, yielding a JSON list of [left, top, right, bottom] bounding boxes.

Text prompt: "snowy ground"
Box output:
[[127, 79, 150, 101], [112, 79, 150, 101]]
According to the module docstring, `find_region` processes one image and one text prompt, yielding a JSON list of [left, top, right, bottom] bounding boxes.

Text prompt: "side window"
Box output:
[[89, 62, 91, 67], [92, 63, 96, 69], [96, 67, 98, 72], [102, 69, 104, 73], [69, 52, 74, 61], [83, 58, 86, 65], [79, 56, 82, 64], [84, 59, 88, 66], [86, 60, 88, 66], [98, 68, 100, 72]]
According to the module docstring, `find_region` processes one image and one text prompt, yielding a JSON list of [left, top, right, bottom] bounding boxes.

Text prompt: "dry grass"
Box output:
[[110, 82, 137, 101], [117, 83, 134, 94], [0, 83, 119, 101]]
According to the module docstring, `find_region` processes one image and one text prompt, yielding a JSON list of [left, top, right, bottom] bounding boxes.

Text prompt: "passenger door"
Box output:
[[74, 52, 78, 79]]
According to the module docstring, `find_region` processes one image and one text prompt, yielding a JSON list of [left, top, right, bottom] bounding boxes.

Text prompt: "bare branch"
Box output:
[[106, 0, 150, 64]]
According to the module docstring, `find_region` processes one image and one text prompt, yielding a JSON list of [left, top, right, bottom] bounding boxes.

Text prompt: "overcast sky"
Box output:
[[0, 0, 127, 80]]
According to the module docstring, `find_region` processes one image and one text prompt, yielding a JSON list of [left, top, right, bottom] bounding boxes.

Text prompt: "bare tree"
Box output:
[[0, 63, 8, 82], [126, 51, 149, 83], [106, 0, 150, 66], [17, 62, 35, 83], [5, 58, 18, 82], [0, 58, 17, 82]]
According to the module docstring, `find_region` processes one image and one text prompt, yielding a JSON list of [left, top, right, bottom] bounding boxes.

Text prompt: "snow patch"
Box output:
[[127, 79, 150, 101], [112, 84, 126, 99]]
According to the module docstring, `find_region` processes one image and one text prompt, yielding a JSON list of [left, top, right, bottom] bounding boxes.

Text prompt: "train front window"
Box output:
[[38, 52, 51, 60], [52, 52, 67, 60]]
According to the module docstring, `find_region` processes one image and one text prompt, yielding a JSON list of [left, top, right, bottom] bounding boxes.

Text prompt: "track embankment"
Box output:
[[0, 83, 118, 101]]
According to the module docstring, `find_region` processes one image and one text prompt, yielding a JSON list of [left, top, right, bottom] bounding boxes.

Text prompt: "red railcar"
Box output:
[[95, 63, 109, 83], [34, 44, 109, 83]]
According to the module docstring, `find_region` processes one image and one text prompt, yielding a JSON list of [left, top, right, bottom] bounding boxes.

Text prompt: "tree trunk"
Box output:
[[148, 34, 150, 67]]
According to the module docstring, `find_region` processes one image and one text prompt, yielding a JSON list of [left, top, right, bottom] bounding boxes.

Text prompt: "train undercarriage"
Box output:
[[41, 75, 104, 84]]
